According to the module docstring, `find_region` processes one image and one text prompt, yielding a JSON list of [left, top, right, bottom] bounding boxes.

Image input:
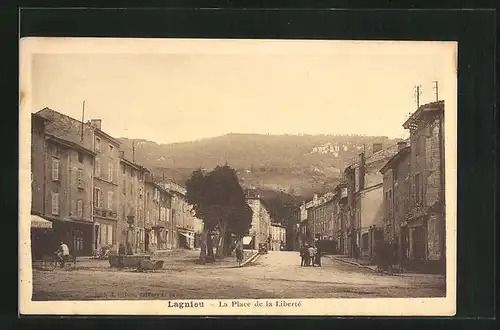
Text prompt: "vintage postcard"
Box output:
[[19, 37, 457, 316]]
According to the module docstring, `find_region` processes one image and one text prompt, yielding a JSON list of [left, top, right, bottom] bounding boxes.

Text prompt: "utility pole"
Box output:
[[132, 141, 135, 163], [414, 85, 422, 108], [81, 100, 85, 141], [433, 80, 439, 101]]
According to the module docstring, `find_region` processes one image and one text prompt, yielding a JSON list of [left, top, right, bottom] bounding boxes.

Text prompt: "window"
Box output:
[[123, 179, 126, 194], [95, 137, 101, 153], [51, 192, 59, 215], [160, 207, 166, 221], [52, 158, 59, 181], [77, 200, 83, 218], [94, 188, 103, 208], [52, 145, 60, 158], [99, 224, 113, 246], [122, 164, 125, 175], [414, 173, 422, 204], [146, 210, 150, 223], [130, 183, 133, 197], [77, 169, 84, 189], [139, 187, 143, 199], [95, 157, 101, 177], [107, 191, 114, 210], [108, 163, 114, 182], [78, 152, 84, 163]]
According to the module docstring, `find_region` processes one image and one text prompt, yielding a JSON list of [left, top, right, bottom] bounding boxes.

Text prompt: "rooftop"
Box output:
[[403, 100, 445, 130]]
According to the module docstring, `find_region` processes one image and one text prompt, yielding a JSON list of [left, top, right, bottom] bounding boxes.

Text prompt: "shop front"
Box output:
[[51, 218, 94, 256], [177, 228, 195, 249], [31, 214, 54, 260]]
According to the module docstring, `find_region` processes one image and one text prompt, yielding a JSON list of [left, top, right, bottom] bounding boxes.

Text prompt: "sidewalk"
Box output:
[[327, 255, 445, 279]]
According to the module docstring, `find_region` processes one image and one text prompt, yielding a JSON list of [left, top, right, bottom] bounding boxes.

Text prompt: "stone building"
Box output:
[[270, 223, 286, 251], [312, 192, 335, 241], [334, 182, 348, 254], [246, 197, 273, 249], [89, 119, 121, 253], [402, 100, 445, 273], [34, 109, 98, 256], [342, 143, 399, 260], [380, 141, 412, 266], [144, 174, 172, 252], [117, 153, 150, 253], [30, 114, 53, 260]]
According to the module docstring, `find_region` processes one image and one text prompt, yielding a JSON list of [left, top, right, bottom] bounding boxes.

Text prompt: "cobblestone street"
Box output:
[[31, 250, 446, 300]]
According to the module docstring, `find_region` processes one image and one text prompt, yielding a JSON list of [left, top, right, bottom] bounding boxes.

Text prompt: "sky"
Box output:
[[26, 38, 457, 144]]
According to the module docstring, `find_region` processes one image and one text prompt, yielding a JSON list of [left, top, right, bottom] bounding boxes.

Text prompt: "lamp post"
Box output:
[[126, 215, 135, 254]]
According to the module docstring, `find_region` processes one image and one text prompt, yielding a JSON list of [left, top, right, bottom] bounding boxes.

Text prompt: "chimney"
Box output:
[[397, 141, 407, 151], [90, 119, 102, 130], [119, 150, 125, 158], [373, 143, 383, 153]]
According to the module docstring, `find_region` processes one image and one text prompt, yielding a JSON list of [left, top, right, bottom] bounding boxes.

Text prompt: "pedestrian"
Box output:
[[307, 244, 315, 267], [300, 245, 306, 266], [314, 245, 322, 267]]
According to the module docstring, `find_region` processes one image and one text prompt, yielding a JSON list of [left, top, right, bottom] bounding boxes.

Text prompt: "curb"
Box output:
[[329, 256, 379, 273], [240, 251, 260, 267]]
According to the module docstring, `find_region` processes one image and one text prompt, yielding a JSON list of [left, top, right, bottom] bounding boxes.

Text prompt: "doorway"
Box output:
[[412, 226, 426, 260], [94, 225, 99, 250]]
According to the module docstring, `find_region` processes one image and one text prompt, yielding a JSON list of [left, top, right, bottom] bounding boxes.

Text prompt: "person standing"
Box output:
[[300, 245, 306, 266], [308, 244, 315, 267], [314, 245, 322, 267]]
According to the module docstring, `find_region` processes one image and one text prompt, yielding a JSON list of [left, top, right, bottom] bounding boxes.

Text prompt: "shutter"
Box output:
[[109, 163, 113, 182], [52, 159, 59, 181], [99, 190, 103, 208], [107, 225, 113, 245], [51, 192, 59, 214]]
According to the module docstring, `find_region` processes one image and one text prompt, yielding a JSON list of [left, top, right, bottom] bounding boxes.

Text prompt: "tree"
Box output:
[[185, 165, 252, 263]]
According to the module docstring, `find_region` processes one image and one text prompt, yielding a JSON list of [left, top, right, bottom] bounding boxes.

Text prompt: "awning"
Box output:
[[242, 236, 253, 245], [179, 232, 191, 239], [31, 215, 53, 229]]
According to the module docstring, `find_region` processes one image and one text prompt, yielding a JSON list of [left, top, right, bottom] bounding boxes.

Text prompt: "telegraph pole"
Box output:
[[132, 141, 135, 163], [414, 85, 422, 108], [433, 80, 439, 101], [81, 100, 85, 141]]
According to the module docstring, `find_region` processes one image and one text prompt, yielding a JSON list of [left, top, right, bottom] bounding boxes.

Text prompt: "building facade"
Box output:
[[402, 101, 445, 273], [270, 223, 286, 251], [91, 120, 121, 253], [246, 197, 273, 249], [144, 174, 172, 252], [43, 133, 96, 256], [117, 153, 150, 253], [380, 141, 412, 267]]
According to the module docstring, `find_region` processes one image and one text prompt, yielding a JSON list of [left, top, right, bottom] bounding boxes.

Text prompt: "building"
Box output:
[[89, 119, 121, 253], [380, 141, 412, 267], [117, 152, 150, 253], [270, 223, 286, 251], [144, 174, 172, 252], [157, 179, 196, 249], [334, 182, 348, 254], [30, 114, 53, 260], [402, 100, 445, 273], [246, 197, 273, 249], [342, 143, 400, 260], [312, 192, 335, 241]]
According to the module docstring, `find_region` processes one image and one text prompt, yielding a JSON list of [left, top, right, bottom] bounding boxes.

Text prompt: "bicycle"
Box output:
[[41, 253, 77, 271]]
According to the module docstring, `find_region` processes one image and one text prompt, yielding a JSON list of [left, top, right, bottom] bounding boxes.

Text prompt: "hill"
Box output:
[[118, 133, 402, 198]]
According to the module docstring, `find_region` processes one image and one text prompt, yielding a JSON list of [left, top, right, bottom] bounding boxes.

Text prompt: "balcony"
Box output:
[[93, 208, 117, 219]]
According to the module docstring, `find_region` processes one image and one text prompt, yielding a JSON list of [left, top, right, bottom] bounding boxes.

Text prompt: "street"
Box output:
[[32, 250, 446, 300]]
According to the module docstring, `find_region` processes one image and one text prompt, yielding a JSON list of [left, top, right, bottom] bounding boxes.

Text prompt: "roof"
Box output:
[[403, 100, 444, 129], [93, 127, 122, 146], [379, 146, 411, 174], [46, 134, 96, 156], [120, 157, 150, 173]]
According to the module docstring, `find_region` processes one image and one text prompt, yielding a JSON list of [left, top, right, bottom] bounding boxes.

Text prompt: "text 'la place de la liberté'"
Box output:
[[167, 300, 302, 309]]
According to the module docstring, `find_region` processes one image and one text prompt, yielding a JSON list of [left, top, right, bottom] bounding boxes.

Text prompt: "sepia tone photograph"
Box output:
[[19, 38, 457, 316]]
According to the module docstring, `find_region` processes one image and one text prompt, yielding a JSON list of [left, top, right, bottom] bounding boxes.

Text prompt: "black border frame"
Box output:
[[6, 4, 496, 325]]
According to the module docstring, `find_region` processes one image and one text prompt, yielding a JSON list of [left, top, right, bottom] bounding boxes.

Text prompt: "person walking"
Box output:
[[307, 244, 315, 267], [314, 245, 322, 267]]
